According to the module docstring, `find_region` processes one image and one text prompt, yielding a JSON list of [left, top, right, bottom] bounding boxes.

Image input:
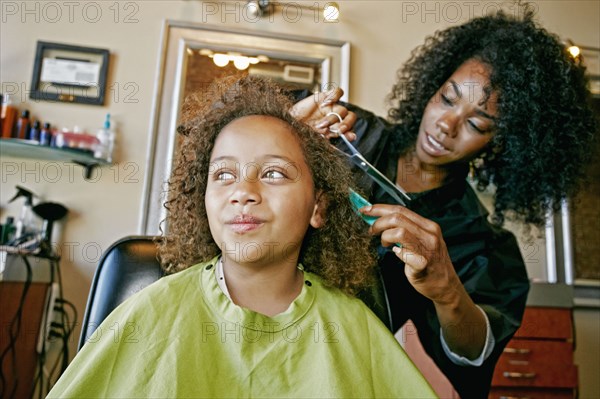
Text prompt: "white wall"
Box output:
[[1, 0, 598, 396]]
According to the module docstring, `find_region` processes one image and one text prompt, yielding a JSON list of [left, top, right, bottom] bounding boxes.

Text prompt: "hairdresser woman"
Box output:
[[292, 11, 597, 398]]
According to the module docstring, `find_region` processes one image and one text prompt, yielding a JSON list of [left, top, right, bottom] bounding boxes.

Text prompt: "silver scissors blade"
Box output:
[[336, 133, 411, 206]]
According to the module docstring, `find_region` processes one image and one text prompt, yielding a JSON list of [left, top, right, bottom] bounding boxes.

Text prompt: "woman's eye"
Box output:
[[468, 120, 485, 133], [467, 120, 494, 134], [263, 170, 286, 181], [441, 94, 452, 106]]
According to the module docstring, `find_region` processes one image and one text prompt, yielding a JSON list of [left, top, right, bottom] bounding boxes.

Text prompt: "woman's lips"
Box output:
[[423, 133, 450, 156], [226, 215, 265, 233]]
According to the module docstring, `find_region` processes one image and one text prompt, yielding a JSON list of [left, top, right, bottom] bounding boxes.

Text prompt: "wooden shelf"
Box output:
[[0, 139, 109, 178]]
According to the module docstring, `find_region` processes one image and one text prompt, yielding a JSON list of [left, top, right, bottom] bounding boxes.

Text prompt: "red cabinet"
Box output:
[[490, 307, 578, 399]]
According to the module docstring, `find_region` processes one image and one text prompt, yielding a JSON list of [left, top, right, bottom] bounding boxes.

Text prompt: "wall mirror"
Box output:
[[141, 21, 350, 235]]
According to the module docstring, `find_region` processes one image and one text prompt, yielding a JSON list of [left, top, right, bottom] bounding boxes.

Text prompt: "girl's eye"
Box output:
[[263, 169, 286, 181], [216, 171, 236, 182]]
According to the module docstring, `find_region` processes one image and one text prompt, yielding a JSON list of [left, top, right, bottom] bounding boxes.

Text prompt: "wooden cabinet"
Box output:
[[490, 307, 578, 399], [0, 281, 51, 399]]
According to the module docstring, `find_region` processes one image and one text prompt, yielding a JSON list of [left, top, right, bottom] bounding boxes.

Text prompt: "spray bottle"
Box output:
[[9, 185, 37, 242], [94, 113, 115, 162]]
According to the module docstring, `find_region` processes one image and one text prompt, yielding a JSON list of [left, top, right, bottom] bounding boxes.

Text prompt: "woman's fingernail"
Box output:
[[361, 206, 372, 213], [316, 120, 329, 128], [392, 246, 401, 254]]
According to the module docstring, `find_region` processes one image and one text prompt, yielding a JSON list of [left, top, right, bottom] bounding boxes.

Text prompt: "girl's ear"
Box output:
[[309, 191, 327, 229]]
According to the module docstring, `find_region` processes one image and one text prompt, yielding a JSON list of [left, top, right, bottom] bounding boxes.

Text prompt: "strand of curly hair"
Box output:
[[157, 75, 376, 296], [386, 8, 597, 226]]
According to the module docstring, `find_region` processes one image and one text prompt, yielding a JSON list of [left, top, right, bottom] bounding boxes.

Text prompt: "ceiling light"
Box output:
[[323, 2, 340, 22], [567, 45, 580, 58], [246, 1, 261, 18], [244, 0, 340, 21], [246, 0, 270, 18]]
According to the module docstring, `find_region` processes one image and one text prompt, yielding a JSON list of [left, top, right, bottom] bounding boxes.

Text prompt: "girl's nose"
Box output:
[[229, 177, 261, 206]]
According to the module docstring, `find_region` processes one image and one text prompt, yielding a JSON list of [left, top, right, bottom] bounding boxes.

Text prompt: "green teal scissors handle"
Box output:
[[348, 189, 403, 248]]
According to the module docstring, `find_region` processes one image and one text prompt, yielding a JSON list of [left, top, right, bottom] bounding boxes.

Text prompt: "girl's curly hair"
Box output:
[[387, 8, 597, 226], [157, 75, 375, 295]]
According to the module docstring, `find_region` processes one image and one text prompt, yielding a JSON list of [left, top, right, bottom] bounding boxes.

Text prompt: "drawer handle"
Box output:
[[503, 371, 536, 379], [503, 347, 531, 354], [508, 360, 529, 366], [499, 396, 531, 399]]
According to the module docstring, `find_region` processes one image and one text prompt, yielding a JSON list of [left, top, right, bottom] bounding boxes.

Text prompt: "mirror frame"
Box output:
[[140, 20, 350, 235]]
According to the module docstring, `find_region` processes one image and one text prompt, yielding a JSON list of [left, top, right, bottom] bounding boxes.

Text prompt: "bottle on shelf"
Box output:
[[39, 122, 52, 146], [94, 113, 115, 162], [1, 94, 18, 139], [28, 120, 41, 142], [14, 110, 31, 139]]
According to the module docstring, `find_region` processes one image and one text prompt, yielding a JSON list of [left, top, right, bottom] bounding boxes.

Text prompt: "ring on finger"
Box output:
[[326, 112, 343, 135]]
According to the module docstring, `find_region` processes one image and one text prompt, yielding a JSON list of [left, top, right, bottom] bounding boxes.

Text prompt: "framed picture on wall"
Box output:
[[580, 46, 600, 97], [29, 41, 110, 106]]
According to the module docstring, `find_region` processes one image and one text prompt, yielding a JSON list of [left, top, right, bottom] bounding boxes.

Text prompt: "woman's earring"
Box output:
[[469, 157, 484, 180]]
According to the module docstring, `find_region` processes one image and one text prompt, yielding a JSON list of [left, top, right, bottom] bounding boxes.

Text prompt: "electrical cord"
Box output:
[[37, 258, 78, 396]]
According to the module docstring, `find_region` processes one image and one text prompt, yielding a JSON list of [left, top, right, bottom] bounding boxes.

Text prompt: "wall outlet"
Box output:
[[37, 282, 60, 354]]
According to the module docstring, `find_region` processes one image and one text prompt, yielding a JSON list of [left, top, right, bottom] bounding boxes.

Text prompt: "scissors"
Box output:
[[327, 112, 411, 207]]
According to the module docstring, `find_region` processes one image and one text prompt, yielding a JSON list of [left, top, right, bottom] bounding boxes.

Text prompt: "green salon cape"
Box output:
[[48, 257, 437, 398]]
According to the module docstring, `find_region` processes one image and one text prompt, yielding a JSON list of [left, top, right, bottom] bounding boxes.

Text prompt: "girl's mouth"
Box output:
[[226, 215, 265, 233]]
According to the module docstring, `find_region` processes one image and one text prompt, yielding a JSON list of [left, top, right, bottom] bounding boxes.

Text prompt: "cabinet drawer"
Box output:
[[489, 387, 575, 399], [514, 307, 573, 340], [492, 340, 577, 388]]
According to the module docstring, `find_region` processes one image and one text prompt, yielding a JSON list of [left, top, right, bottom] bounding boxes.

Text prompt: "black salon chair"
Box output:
[[78, 235, 163, 350], [78, 235, 393, 350]]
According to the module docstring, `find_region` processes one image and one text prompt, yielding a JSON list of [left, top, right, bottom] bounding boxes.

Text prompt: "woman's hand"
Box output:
[[290, 88, 357, 140], [361, 203, 488, 359], [361, 204, 462, 304]]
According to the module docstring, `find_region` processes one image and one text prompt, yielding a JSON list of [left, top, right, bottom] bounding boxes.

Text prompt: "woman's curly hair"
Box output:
[[387, 7, 597, 226], [157, 75, 375, 295]]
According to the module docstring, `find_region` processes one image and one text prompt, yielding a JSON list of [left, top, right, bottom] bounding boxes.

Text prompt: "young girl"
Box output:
[[47, 76, 436, 398]]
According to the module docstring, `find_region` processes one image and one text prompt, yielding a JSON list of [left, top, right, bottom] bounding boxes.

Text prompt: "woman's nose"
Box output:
[[436, 112, 459, 138]]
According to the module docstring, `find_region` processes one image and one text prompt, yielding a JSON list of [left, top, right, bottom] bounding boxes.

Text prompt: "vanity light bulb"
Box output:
[[213, 54, 230, 67], [233, 57, 250, 70], [323, 2, 340, 21]]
